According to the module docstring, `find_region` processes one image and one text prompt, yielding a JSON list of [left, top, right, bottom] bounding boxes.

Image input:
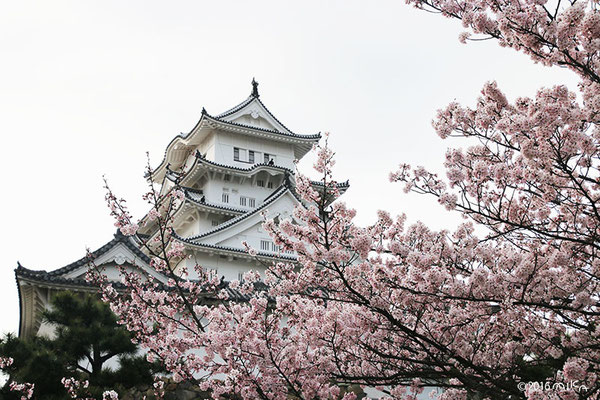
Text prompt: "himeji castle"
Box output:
[[15, 80, 349, 339]]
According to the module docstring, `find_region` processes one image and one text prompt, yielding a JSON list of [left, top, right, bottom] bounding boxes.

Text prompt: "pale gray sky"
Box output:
[[0, 0, 579, 334]]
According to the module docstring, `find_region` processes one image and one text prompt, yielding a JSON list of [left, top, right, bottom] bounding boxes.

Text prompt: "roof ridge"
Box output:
[[204, 113, 320, 140], [213, 92, 298, 136], [15, 231, 152, 279], [15, 262, 46, 275], [310, 179, 351, 187], [183, 188, 246, 214], [174, 238, 297, 262], [255, 97, 297, 136], [215, 96, 254, 119], [16, 270, 271, 302]]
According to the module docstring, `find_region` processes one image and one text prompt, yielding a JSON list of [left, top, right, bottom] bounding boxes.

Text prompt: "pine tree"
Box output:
[[0, 292, 158, 399]]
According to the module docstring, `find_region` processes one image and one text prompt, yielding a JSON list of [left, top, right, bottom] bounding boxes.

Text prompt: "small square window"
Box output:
[[267, 181, 274, 189], [257, 180, 265, 187], [260, 240, 270, 251]]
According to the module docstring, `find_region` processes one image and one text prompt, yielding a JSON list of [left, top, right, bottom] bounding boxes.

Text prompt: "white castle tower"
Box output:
[[15, 80, 349, 338]]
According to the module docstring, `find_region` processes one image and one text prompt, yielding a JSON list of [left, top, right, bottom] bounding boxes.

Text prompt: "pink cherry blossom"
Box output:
[[102, 390, 119, 400], [87, 1, 600, 398]]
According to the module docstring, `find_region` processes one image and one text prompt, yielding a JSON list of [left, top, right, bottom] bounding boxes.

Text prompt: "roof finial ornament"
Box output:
[[251, 78, 259, 98]]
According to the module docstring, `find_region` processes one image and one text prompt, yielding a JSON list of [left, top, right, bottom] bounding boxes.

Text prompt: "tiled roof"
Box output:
[[183, 187, 245, 215], [215, 96, 254, 119], [216, 79, 308, 139], [16, 263, 269, 303], [16, 265, 109, 288], [149, 84, 321, 179], [203, 112, 321, 141], [175, 239, 297, 262], [15, 231, 151, 279], [310, 180, 350, 189], [193, 151, 296, 175]]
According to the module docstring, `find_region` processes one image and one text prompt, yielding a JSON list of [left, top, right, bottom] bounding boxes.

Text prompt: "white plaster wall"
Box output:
[[178, 220, 199, 238], [201, 192, 297, 246], [35, 289, 56, 339], [176, 211, 233, 236], [219, 225, 280, 254], [200, 133, 216, 161], [187, 132, 215, 168], [234, 114, 271, 128], [198, 215, 218, 233], [213, 131, 295, 170], [203, 176, 280, 207], [183, 252, 266, 282]]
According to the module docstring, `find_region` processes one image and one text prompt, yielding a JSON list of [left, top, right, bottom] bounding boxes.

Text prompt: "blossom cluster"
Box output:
[[88, 2, 600, 397], [9, 381, 34, 400]]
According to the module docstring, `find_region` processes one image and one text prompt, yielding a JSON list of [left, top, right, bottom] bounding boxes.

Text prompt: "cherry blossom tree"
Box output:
[[87, 0, 600, 399]]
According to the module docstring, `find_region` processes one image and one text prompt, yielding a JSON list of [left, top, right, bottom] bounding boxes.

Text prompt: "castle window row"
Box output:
[[221, 175, 273, 189], [239, 196, 256, 207], [221, 188, 256, 208], [256, 180, 274, 189], [260, 239, 293, 254], [233, 147, 276, 165]]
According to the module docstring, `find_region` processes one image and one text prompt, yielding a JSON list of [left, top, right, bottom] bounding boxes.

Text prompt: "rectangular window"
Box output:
[[240, 197, 247, 206], [249, 150, 255, 163], [267, 181, 273, 189], [234, 147, 240, 161], [238, 272, 244, 282], [260, 240, 270, 251], [248, 198, 256, 208], [212, 220, 219, 227], [271, 243, 280, 252], [222, 193, 229, 203], [256, 180, 265, 187], [264, 153, 276, 164]]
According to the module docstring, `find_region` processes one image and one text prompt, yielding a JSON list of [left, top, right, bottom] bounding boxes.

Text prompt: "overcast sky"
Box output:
[[0, 0, 580, 334]]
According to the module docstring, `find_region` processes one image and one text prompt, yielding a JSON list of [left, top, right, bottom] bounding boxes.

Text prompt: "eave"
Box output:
[[173, 152, 295, 188], [184, 188, 246, 216], [310, 179, 351, 202], [150, 112, 320, 182], [181, 183, 302, 243], [16, 231, 152, 280], [176, 239, 297, 263]]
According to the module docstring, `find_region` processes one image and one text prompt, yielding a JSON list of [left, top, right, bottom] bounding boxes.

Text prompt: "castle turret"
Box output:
[[139, 80, 348, 281], [15, 80, 349, 337]]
